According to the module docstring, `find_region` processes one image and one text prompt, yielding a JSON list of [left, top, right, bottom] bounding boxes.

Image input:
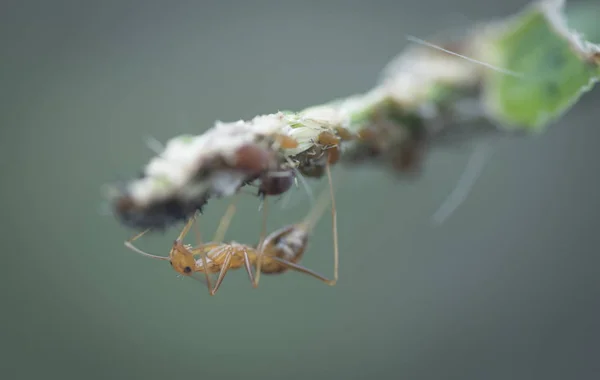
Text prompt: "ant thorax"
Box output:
[[194, 255, 214, 268], [192, 242, 248, 267]]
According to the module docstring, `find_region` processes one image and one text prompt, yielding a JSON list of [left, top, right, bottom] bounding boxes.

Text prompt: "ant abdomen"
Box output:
[[272, 226, 309, 263]]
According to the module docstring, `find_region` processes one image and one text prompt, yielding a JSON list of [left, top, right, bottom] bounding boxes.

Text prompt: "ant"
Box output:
[[124, 154, 338, 296]]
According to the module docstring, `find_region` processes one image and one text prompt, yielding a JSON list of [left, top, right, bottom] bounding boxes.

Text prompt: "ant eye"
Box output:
[[184, 266, 192, 274], [169, 261, 173, 266]]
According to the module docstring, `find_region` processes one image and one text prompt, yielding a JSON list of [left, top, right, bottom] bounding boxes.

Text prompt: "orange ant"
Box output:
[[124, 156, 338, 296]]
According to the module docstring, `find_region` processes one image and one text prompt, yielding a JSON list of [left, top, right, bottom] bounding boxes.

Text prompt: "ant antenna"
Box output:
[[124, 229, 170, 261], [406, 35, 524, 78]]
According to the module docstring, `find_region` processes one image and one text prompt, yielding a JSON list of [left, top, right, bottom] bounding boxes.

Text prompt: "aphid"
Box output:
[[233, 141, 306, 201], [232, 143, 275, 175], [297, 132, 343, 178], [124, 154, 338, 295], [390, 138, 426, 174], [317, 131, 341, 165], [334, 126, 356, 142], [272, 133, 299, 150], [257, 169, 296, 197]]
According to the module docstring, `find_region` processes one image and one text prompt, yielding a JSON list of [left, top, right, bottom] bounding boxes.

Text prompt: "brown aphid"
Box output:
[[354, 127, 385, 158], [258, 169, 295, 197], [298, 162, 325, 178], [273, 133, 299, 150], [316, 131, 342, 165], [232, 143, 275, 174], [391, 139, 426, 174], [334, 126, 355, 141], [114, 195, 137, 214], [317, 131, 340, 146], [325, 146, 340, 165], [356, 127, 377, 142], [124, 154, 339, 296]]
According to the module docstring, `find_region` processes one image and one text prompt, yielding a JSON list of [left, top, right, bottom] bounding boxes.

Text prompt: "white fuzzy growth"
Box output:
[[119, 36, 482, 209], [124, 111, 343, 207], [382, 43, 479, 108], [300, 104, 345, 126], [340, 87, 390, 121], [539, 0, 600, 57]]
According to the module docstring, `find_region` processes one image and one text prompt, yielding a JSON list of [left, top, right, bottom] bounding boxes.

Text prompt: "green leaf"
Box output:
[[480, 0, 600, 132]]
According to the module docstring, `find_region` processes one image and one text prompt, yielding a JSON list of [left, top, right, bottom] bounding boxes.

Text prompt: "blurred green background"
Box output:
[[2, 0, 599, 379]]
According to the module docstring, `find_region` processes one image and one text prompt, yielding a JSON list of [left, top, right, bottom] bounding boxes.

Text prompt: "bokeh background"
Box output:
[[2, 0, 599, 379]]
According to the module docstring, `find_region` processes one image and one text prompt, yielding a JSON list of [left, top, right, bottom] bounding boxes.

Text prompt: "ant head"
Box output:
[[168, 241, 196, 276]]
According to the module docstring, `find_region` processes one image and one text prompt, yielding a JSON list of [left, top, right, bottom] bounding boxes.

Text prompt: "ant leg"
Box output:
[[211, 199, 238, 243], [197, 201, 236, 295], [325, 153, 339, 285], [242, 248, 255, 286], [203, 202, 236, 294], [269, 255, 336, 286], [193, 210, 203, 246], [298, 152, 339, 284], [175, 215, 197, 243], [253, 197, 269, 288], [209, 249, 234, 296], [198, 255, 214, 295], [197, 247, 214, 295], [190, 211, 213, 291], [199, 246, 232, 295], [258, 197, 268, 247]]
